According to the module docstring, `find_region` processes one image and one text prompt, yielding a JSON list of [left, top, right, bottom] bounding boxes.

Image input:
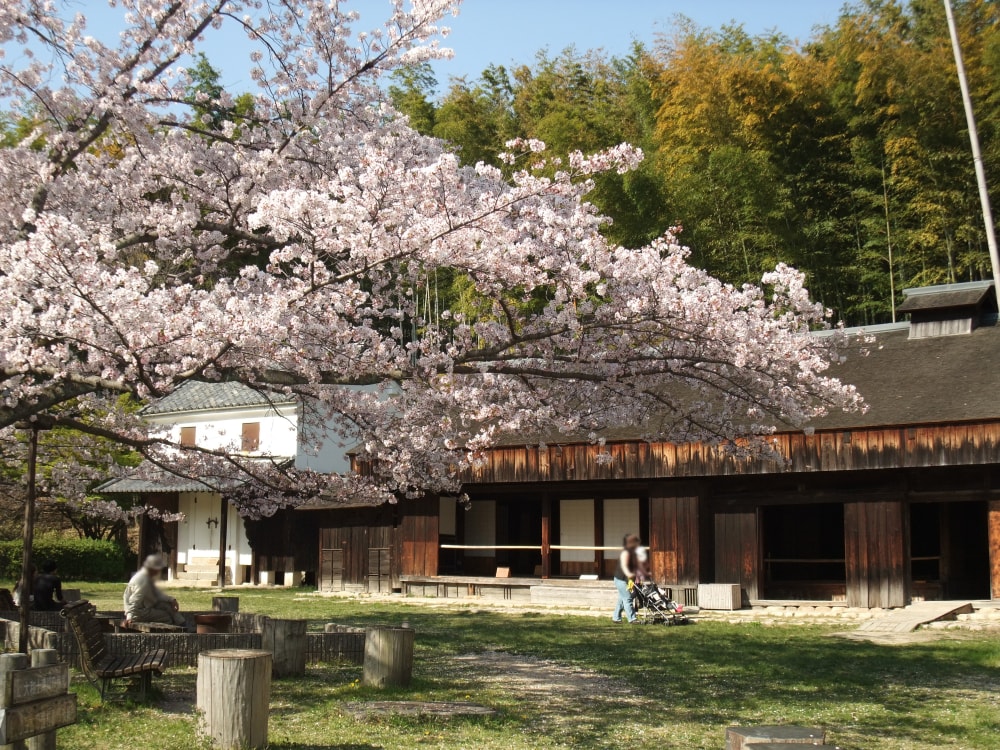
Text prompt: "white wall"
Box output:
[[175, 492, 252, 581], [147, 404, 298, 457], [294, 385, 391, 474], [559, 499, 595, 562], [439, 496, 457, 536], [464, 500, 495, 557], [603, 498, 640, 559]]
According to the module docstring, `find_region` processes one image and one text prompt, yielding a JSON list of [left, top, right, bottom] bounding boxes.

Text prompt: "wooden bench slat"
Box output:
[[61, 601, 167, 701]]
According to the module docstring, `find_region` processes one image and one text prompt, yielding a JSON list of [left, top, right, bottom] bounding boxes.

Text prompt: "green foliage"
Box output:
[[391, 2, 998, 326], [0, 535, 128, 582]]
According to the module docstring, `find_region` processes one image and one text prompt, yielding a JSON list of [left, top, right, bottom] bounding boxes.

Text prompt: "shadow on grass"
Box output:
[[314, 606, 1000, 749]]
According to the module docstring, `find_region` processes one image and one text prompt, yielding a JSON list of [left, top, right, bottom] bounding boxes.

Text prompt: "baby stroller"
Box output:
[[630, 580, 690, 625]]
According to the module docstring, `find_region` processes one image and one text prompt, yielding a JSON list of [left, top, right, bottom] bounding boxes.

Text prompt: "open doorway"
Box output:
[[496, 499, 542, 576], [910, 501, 989, 600], [761, 503, 846, 601]]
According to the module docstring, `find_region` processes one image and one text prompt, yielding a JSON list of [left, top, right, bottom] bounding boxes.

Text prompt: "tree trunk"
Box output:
[[260, 619, 306, 678], [196, 649, 271, 750], [362, 626, 414, 688], [18, 427, 38, 655]]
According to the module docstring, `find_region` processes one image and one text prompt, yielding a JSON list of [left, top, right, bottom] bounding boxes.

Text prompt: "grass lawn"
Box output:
[[38, 583, 1000, 749]]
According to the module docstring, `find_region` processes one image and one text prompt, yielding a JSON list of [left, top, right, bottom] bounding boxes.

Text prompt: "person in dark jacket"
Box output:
[[33, 561, 66, 611]]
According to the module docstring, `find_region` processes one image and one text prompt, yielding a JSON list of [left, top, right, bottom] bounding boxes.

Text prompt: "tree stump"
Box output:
[[212, 597, 239, 613], [261, 619, 307, 677], [196, 649, 271, 750], [362, 626, 414, 688]]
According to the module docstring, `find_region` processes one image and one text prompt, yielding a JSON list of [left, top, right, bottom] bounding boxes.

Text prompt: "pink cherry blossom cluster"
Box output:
[[0, 1, 863, 516]]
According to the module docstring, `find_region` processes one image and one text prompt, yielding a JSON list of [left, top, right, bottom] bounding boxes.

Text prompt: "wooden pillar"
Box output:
[[197, 649, 271, 750], [593, 498, 605, 577], [135, 509, 147, 571], [540, 496, 552, 579], [989, 500, 1000, 600], [218, 495, 229, 589]]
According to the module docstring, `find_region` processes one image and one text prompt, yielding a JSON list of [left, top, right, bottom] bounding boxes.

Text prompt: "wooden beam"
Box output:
[[989, 500, 1000, 600], [540, 496, 551, 579]]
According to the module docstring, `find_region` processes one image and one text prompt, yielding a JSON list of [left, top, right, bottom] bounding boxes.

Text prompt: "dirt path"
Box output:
[[443, 650, 656, 741]]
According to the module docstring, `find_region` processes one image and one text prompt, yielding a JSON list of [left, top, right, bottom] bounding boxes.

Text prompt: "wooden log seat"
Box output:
[[61, 601, 168, 702]]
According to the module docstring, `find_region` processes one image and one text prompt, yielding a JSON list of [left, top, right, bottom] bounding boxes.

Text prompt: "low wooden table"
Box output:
[[124, 621, 185, 634], [94, 614, 122, 633]]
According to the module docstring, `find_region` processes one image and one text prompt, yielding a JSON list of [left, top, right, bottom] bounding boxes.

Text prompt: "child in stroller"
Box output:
[[628, 547, 690, 625]]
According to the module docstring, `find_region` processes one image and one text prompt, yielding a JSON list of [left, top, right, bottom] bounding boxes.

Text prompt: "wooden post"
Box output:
[[989, 500, 1000, 600], [362, 626, 414, 688], [217, 496, 229, 589], [197, 649, 271, 750], [593, 498, 605, 578], [260, 619, 306, 678], [212, 597, 239, 613], [0, 653, 29, 750], [26, 650, 57, 750], [540, 496, 551, 579]]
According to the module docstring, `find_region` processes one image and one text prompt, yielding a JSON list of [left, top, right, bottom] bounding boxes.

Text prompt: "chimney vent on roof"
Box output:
[[897, 280, 997, 339]]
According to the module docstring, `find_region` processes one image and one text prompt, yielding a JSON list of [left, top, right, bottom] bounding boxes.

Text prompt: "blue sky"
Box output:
[[429, 0, 847, 85], [75, 0, 849, 95]]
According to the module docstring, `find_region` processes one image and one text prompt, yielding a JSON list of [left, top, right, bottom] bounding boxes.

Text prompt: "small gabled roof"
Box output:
[[141, 380, 295, 417], [896, 280, 996, 314]]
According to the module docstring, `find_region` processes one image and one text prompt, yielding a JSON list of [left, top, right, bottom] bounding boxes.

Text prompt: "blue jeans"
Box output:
[[612, 578, 637, 622]]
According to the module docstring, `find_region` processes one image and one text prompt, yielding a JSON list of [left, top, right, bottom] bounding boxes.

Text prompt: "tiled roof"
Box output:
[[96, 465, 218, 494], [808, 321, 1000, 430], [141, 380, 295, 416]]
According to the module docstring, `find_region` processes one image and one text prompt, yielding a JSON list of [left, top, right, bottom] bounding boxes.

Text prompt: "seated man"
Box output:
[[124, 554, 185, 628], [33, 561, 66, 611]]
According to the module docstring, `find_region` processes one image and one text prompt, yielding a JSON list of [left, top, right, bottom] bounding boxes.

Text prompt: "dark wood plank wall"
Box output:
[[844, 501, 908, 608], [714, 510, 759, 604], [649, 496, 700, 586], [989, 500, 1000, 600], [459, 422, 1000, 485], [399, 496, 439, 579], [314, 506, 397, 588]]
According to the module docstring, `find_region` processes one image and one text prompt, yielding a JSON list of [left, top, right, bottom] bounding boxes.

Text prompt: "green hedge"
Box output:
[[0, 536, 129, 582]]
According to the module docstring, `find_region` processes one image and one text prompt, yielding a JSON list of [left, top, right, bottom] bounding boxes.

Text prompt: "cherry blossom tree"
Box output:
[[0, 1, 863, 516]]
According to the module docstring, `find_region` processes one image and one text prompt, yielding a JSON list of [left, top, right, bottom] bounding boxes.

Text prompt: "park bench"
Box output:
[[61, 600, 168, 702]]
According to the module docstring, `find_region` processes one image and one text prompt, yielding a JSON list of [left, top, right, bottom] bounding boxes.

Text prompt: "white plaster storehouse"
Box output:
[[100, 381, 299, 584]]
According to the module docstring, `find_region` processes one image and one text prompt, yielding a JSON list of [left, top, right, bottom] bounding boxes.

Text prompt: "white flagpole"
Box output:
[[943, 0, 1000, 284]]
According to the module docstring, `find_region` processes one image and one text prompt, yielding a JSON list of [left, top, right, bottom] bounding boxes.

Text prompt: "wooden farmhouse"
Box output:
[[102, 280, 1000, 609]]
